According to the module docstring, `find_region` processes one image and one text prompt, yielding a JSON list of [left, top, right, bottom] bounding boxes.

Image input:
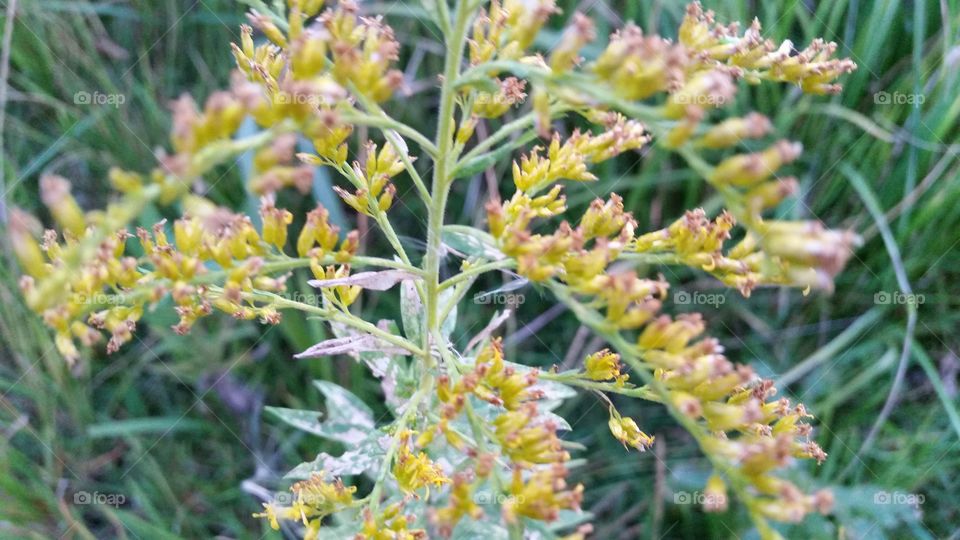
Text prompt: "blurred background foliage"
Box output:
[[0, 0, 958, 538]]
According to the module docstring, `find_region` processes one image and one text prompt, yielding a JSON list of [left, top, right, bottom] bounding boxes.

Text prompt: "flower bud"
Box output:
[[9, 209, 48, 278], [699, 113, 772, 149], [709, 140, 802, 187], [40, 175, 86, 236]]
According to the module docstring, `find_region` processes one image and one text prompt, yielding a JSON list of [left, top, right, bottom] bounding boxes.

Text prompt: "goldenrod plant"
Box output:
[[8, 1, 861, 538]]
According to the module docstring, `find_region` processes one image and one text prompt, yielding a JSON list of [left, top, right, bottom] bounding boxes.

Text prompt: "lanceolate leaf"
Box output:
[[264, 407, 328, 438], [313, 380, 375, 430], [308, 269, 418, 291], [400, 280, 424, 345], [441, 227, 504, 260], [439, 286, 458, 340], [294, 334, 410, 359], [266, 381, 376, 445], [284, 437, 386, 480]]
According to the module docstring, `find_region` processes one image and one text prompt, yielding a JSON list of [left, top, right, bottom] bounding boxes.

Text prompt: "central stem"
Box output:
[[423, 0, 471, 355]]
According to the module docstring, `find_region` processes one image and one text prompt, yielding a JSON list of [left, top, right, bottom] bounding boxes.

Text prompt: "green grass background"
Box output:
[[0, 0, 958, 538]]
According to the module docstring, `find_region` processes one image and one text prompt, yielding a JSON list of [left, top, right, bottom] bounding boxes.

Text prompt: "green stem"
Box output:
[[459, 111, 537, 166], [345, 96, 434, 203], [423, 0, 472, 355], [368, 379, 433, 512], [538, 372, 661, 401], [438, 258, 515, 290], [245, 290, 426, 357], [264, 255, 422, 275], [342, 109, 438, 158]]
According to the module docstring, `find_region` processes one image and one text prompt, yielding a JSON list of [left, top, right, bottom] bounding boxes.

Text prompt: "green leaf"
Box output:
[[441, 227, 503, 260], [450, 518, 510, 539], [313, 380, 375, 429], [86, 417, 205, 438], [266, 382, 376, 445], [285, 436, 385, 480], [400, 280, 424, 345], [264, 407, 328, 437], [439, 287, 458, 340]]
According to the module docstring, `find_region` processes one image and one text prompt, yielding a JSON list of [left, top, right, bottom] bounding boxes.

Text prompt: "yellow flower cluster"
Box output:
[[489, 181, 666, 329], [228, 0, 407, 199], [502, 465, 583, 523], [583, 348, 628, 386], [486, 136, 834, 525], [432, 472, 483, 536], [358, 503, 427, 540], [679, 3, 857, 93], [468, 0, 559, 64], [634, 207, 859, 294], [249, 133, 315, 194], [428, 340, 582, 530], [167, 93, 247, 177], [460, 338, 541, 410], [327, 141, 406, 216], [8, 0, 864, 536], [593, 2, 855, 104], [12, 178, 357, 362], [393, 430, 450, 497], [607, 408, 655, 451], [472, 77, 527, 119], [238, 1, 402, 104], [255, 472, 357, 540], [509, 117, 649, 194]]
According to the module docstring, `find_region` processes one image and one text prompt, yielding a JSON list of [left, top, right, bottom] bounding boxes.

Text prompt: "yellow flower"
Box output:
[[583, 349, 628, 386], [259, 196, 294, 250], [393, 432, 449, 497], [254, 472, 356, 535], [607, 410, 654, 451], [502, 466, 583, 523], [358, 503, 426, 540]]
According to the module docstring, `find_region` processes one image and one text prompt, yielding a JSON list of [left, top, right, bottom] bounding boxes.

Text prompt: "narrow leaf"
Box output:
[[308, 269, 418, 291]]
